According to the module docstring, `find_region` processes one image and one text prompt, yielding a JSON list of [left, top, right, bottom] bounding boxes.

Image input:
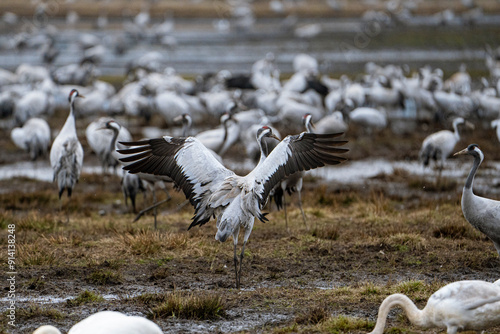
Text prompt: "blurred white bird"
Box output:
[[10, 117, 51, 160], [419, 117, 473, 180], [32, 310, 162, 334], [85, 117, 132, 174]]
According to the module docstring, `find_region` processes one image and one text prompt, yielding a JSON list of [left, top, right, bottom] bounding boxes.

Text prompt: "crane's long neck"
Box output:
[[256, 135, 269, 166], [465, 153, 482, 190], [216, 119, 230, 155], [61, 99, 77, 136], [306, 120, 314, 133], [109, 126, 119, 153], [182, 117, 191, 137], [370, 294, 427, 334], [452, 120, 461, 141]]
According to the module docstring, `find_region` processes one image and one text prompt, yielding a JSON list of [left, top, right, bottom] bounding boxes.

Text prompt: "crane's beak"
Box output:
[[310, 119, 316, 129], [453, 148, 468, 156], [465, 121, 475, 130], [269, 133, 281, 142], [173, 115, 183, 124], [78, 94, 85, 99]]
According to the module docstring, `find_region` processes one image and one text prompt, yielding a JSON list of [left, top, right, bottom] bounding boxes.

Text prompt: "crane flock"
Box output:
[[3, 7, 500, 332]]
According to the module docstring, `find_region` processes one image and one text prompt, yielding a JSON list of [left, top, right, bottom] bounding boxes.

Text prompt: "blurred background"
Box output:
[[2, 0, 500, 186]]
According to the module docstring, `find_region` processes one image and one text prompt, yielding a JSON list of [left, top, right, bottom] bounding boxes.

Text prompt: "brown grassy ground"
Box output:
[[2, 116, 500, 333]]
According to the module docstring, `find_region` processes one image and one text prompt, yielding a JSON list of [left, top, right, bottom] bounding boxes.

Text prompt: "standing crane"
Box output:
[[419, 117, 473, 183], [86, 117, 132, 174], [454, 144, 500, 255], [369, 280, 500, 334], [50, 89, 84, 200], [118, 126, 348, 288], [272, 113, 315, 231], [101, 120, 145, 214]]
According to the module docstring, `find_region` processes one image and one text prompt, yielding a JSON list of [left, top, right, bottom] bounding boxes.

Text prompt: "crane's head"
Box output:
[[105, 120, 121, 132], [221, 112, 236, 125], [453, 144, 482, 159], [454, 117, 475, 131], [173, 113, 192, 125], [256, 126, 280, 142], [302, 113, 315, 129], [68, 89, 85, 103]]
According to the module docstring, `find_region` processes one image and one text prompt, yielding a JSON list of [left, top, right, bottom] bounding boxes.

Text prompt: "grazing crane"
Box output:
[[10, 117, 51, 161], [32, 311, 163, 334], [119, 127, 348, 288], [419, 117, 473, 182], [369, 280, 500, 334], [454, 144, 500, 255], [49, 89, 84, 200]]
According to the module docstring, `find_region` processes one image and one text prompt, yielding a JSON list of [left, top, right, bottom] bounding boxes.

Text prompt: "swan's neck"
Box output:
[[370, 294, 426, 334]]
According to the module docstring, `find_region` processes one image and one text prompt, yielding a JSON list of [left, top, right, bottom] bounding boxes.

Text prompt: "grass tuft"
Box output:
[[295, 305, 329, 325], [86, 269, 123, 285], [310, 224, 339, 240], [17, 243, 59, 266], [149, 292, 226, 320], [120, 230, 187, 255], [15, 304, 64, 321], [67, 290, 104, 307], [317, 314, 374, 333], [433, 223, 470, 239]]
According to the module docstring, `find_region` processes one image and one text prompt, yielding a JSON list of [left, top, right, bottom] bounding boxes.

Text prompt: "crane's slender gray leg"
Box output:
[[232, 225, 241, 289], [297, 188, 308, 230], [153, 188, 158, 229], [283, 192, 289, 232], [233, 241, 240, 289], [238, 239, 247, 289], [134, 198, 171, 222]]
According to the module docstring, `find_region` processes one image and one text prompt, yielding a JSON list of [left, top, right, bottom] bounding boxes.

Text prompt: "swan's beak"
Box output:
[[453, 148, 468, 156]]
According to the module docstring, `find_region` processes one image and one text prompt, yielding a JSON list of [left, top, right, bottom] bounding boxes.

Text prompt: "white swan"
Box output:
[[33, 311, 162, 334], [370, 280, 500, 334]]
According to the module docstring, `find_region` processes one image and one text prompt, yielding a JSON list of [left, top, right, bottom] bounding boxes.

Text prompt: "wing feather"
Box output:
[[118, 136, 234, 226], [253, 132, 348, 206]]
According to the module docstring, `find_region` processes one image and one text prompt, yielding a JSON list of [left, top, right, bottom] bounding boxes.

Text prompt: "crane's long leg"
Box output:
[[233, 242, 240, 289], [297, 188, 308, 230], [283, 192, 289, 232], [153, 188, 158, 230], [134, 198, 171, 222], [232, 225, 242, 289], [237, 239, 248, 289]]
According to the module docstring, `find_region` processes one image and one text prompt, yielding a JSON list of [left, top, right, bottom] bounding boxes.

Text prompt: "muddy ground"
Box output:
[[2, 114, 500, 334]]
